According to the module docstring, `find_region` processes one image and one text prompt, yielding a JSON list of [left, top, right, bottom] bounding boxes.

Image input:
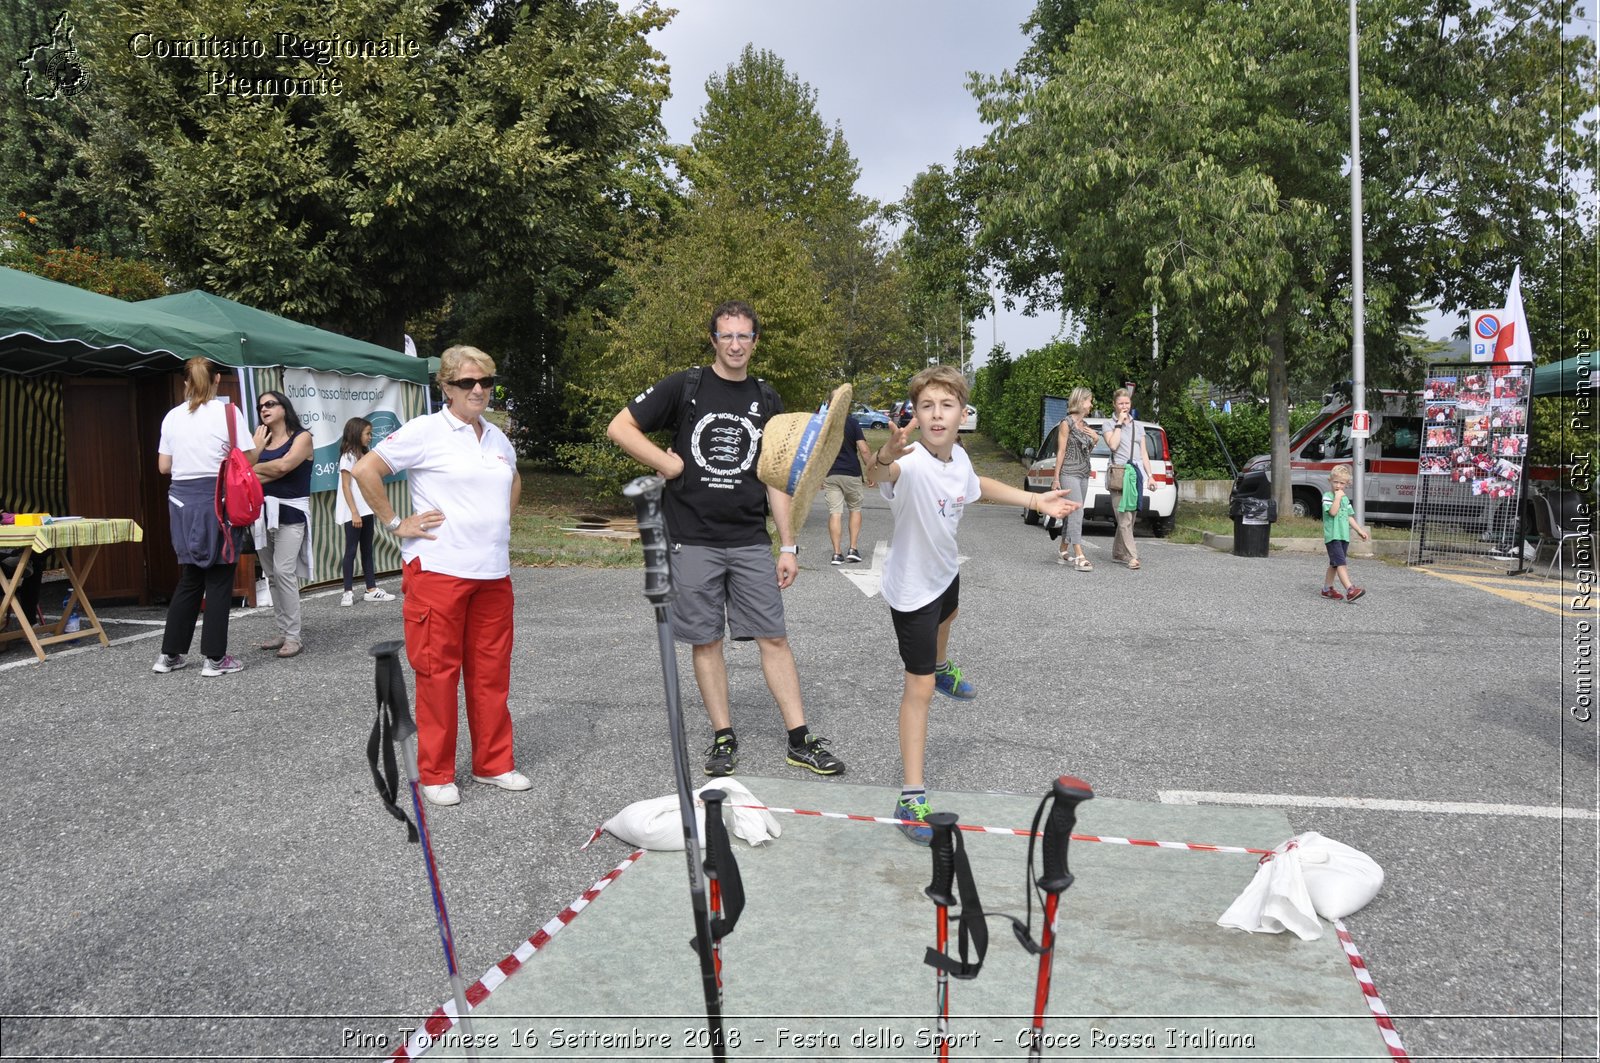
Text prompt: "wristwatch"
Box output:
[[779, 545, 798, 555], [386, 515, 403, 532]]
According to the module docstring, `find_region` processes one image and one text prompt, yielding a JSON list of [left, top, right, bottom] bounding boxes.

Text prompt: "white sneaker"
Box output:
[[472, 770, 532, 791], [340, 591, 354, 607], [152, 653, 188, 674], [421, 782, 460, 806], [201, 654, 244, 677], [364, 588, 396, 602]]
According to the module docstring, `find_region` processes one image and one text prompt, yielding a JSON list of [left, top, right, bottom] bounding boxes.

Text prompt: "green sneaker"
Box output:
[[895, 795, 933, 845], [703, 734, 738, 777]]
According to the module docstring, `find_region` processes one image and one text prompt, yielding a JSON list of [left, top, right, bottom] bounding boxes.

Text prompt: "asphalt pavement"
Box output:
[[1, 492, 1593, 1061]]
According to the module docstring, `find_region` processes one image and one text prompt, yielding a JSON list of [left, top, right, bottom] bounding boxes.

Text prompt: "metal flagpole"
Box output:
[[1349, 0, 1369, 525]]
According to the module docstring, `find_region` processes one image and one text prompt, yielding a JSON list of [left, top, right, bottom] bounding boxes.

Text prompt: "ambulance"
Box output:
[[1239, 385, 1551, 523]]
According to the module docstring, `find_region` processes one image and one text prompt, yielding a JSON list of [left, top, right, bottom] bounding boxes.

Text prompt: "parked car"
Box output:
[[1022, 417, 1179, 536], [851, 403, 890, 429], [959, 404, 978, 433]]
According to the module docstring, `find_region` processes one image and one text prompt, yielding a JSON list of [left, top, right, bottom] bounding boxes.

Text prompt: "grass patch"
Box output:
[[510, 465, 639, 568]]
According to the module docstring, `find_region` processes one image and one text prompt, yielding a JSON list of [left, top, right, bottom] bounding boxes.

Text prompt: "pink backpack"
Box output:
[[215, 404, 263, 562]]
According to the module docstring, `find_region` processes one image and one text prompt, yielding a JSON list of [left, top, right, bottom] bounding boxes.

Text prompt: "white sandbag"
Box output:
[[599, 779, 782, 851], [1296, 831, 1384, 919], [1218, 832, 1386, 939], [1217, 836, 1323, 941]]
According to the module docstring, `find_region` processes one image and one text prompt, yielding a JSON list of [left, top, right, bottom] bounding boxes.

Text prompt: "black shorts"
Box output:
[[889, 576, 960, 676], [1325, 539, 1349, 567]]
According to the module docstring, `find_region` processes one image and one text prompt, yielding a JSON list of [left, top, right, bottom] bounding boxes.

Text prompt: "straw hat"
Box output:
[[758, 383, 853, 532]]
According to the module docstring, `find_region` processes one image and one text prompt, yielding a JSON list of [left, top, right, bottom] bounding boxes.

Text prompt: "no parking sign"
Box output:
[[1468, 309, 1503, 362]]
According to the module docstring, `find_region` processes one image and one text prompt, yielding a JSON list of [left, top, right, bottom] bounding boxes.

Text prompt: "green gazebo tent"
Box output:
[[1532, 352, 1598, 397], [0, 266, 240, 374], [136, 290, 431, 385]]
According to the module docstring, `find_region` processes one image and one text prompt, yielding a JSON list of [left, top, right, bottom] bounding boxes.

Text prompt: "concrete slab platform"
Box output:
[[414, 776, 1394, 1060]]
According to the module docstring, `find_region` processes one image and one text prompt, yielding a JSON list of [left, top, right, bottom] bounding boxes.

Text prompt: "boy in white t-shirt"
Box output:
[[865, 365, 1078, 843]]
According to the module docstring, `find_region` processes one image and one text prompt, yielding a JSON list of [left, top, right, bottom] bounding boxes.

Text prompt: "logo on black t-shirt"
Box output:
[[689, 412, 761, 480]]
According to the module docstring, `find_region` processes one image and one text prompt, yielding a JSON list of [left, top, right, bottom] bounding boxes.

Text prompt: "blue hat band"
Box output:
[[786, 410, 828, 494]]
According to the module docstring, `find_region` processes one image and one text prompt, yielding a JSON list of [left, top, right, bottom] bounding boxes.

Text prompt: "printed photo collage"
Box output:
[[1419, 366, 1532, 499]]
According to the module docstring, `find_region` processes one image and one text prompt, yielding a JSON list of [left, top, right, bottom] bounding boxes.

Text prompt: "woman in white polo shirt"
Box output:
[[352, 345, 526, 808]]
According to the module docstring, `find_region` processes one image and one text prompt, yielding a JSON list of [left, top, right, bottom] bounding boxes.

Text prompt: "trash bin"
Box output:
[[1229, 471, 1277, 558]]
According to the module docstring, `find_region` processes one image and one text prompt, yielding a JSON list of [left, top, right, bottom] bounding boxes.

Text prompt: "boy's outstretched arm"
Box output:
[[977, 476, 1079, 519]]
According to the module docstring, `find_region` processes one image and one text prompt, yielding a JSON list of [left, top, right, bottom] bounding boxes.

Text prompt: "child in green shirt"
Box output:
[[1322, 463, 1371, 601]]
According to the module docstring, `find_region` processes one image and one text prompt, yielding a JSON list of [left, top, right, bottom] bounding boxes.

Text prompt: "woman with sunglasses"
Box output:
[[352, 345, 527, 808], [251, 390, 314, 658]]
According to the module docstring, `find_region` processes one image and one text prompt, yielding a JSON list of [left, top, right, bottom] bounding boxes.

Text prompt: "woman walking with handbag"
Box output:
[[153, 358, 258, 676], [1103, 388, 1153, 570], [1050, 387, 1099, 570]]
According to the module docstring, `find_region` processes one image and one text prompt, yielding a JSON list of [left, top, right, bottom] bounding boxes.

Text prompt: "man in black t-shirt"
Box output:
[[823, 415, 872, 564], [607, 299, 846, 779]]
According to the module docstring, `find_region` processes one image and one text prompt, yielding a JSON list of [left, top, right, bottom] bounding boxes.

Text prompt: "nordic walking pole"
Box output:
[[924, 812, 959, 1062], [623, 475, 726, 1060], [701, 789, 728, 989], [696, 787, 746, 993], [1026, 776, 1094, 1061], [367, 641, 479, 1061]]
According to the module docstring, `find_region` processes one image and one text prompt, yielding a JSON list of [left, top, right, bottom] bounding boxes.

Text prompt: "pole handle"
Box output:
[[623, 476, 674, 604], [1039, 775, 1093, 893], [925, 812, 958, 907]]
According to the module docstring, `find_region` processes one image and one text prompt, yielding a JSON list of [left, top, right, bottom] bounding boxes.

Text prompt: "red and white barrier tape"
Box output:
[[387, 849, 645, 1061], [729, 802, 1275, 856], [1334, 917, 1410, 1060]]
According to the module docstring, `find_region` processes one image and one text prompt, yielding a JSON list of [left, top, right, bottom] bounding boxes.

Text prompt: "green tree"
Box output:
[[66, 0, 670, 353], [562, 191, 836, 491], [1, 3, 142, 255], [973, 0, 1594, 510], [691, 45, 867, 239], [687, 45, 905, 389], [890, 164, 990, 377]]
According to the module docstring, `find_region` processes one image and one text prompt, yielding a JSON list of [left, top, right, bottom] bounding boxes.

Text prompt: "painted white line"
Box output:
[[841, 539, 886, 598], [1160, 789, 1599, 820], [842, 543, 971, 599]]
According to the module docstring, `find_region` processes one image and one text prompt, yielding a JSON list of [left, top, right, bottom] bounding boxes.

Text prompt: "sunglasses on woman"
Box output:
[[447, 376, 496, 392]]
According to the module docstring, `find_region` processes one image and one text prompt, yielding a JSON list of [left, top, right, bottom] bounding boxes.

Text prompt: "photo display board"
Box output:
[[1408, 361, 1534, 563]]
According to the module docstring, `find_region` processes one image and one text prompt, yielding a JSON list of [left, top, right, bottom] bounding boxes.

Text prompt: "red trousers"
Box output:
[[401, 559, 516, 784]]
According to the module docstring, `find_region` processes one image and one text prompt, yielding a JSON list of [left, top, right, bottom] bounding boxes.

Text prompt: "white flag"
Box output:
[[1494, 266, 1534, 369]]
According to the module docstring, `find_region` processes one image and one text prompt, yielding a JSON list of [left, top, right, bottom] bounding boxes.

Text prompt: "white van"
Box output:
[[1022, 417, 1179, 536]]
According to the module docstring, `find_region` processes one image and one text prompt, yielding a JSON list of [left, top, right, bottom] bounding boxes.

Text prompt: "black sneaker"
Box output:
[[786, 733, 845, 776], [704, 734, 738, 776], [845, 548, 863, 563], [830, 553, 845, 565]]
